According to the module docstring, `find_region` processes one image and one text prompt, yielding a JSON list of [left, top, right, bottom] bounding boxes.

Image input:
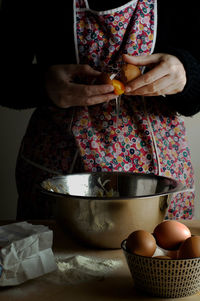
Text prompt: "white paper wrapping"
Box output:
[[0, 222, 57, 286]]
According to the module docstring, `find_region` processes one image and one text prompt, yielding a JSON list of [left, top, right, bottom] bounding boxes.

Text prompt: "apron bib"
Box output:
[[73, 0, 157, 173], [16, 0, 195, 219]]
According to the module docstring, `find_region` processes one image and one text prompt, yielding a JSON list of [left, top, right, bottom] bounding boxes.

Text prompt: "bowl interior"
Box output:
[[41, 172, 185, 199]]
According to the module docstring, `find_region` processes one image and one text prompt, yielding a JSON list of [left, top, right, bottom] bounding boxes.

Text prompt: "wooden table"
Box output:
[[0, 220, 200, 301]]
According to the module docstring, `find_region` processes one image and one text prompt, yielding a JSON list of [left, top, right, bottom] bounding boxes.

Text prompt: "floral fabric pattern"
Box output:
[[73, 98, 155, 173]]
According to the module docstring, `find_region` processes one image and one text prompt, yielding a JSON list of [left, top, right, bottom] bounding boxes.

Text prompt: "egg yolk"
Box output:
[[112, 79, 125, 95]]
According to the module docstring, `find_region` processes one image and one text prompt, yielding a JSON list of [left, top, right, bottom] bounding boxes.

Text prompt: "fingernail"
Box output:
[[125, 87, 131, 93], [106, 85, 114, 92]]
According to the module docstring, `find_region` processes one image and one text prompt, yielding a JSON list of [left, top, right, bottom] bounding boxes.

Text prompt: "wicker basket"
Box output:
[[121, 240, 200, 298]]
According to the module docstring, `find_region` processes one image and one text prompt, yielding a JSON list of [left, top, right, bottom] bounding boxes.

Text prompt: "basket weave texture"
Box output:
[[122, 240, 200, 298]]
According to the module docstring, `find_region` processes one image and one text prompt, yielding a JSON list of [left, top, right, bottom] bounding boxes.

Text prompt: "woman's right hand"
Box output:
[[45, 64, 115, 108]]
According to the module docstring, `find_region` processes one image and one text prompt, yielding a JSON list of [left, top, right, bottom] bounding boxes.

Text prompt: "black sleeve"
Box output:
[[161, 48, 200, 117], [0, 0, 52, 110], [155, 1, 200, 117]]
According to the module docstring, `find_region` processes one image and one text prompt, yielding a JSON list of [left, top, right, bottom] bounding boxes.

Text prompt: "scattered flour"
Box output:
[[0, 255, 123, 298], [54, 255, 123, 284]]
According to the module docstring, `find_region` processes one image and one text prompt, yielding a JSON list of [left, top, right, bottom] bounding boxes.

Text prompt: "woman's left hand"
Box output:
[[123, 53, 187, 96]]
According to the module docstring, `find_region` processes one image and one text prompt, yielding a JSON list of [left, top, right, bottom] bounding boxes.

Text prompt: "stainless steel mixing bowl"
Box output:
[[41, 172, 185, 249]]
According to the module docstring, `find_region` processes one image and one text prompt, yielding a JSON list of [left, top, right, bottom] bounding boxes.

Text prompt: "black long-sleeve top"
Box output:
[[0, 0, 200, 116]]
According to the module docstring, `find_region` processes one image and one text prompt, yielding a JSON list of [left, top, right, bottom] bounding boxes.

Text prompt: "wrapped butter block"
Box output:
[[0, 222, 57, 286]]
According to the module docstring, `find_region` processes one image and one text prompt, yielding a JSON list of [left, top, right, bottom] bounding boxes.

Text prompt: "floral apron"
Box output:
[[16, 0, 195, 219]]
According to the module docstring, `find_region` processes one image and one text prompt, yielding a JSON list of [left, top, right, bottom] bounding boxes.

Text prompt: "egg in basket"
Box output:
[[122, 220, 200, 298]]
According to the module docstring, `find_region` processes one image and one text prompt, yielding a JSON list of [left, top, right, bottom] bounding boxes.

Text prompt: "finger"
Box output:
[[83, 93, 117, 106], [68, 83, 114, 97], [125, 64, 169, 93], [122, 53, 164, 66], [140, 88, 175, 97], [54, 92, 116, 108], [129, 81, 182, 97], [125, 75, 171, 96]]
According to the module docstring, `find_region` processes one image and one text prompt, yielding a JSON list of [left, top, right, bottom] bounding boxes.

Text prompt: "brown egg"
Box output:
[[153, 220, 191, 250], [120, 64, 141, 84], [166, 249, 178, 259], [97, 72, 113, 85], [178, 236, 200, 259], [126, 230, 156, 257]]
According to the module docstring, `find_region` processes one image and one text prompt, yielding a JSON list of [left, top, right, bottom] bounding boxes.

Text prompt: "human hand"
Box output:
[[122, 53, 187, 96], [45, 64, 115, 108]]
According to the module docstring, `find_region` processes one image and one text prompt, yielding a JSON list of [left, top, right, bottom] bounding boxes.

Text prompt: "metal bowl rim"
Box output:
[[40, 172, 186, 200]]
